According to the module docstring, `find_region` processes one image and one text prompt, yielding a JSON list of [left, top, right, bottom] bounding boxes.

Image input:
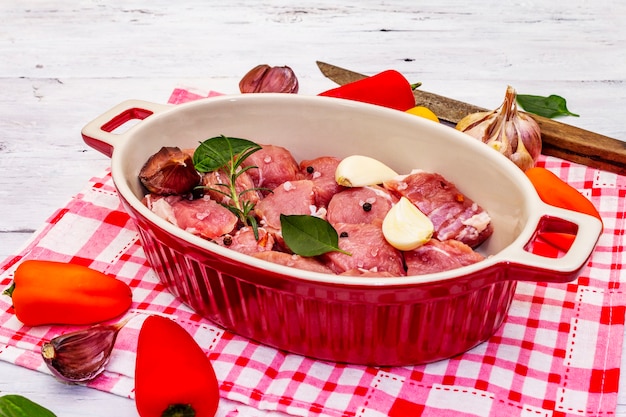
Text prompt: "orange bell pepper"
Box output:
[[525, 167, 602, 225], [525, 167, 602, 258], [3, 260, 132, 326]]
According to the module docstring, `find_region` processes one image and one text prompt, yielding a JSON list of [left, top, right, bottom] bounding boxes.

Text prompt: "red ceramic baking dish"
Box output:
[[82, 94, 602, 366]]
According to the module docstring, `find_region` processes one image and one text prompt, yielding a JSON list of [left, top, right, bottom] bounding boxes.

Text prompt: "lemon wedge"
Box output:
[[406, 106, 440, 123], [382, 197, 434, 251], [335, 155, 399, 187]]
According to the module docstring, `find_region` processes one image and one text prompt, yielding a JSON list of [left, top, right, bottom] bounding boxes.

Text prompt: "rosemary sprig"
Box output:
[[193, 135, 263, 237]]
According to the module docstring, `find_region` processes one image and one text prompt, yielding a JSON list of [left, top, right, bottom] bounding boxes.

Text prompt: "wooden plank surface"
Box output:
[[1, 1, 625, 416]]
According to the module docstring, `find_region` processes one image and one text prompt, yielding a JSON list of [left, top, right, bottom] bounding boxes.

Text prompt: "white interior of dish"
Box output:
[[109, 94, 539, 285]]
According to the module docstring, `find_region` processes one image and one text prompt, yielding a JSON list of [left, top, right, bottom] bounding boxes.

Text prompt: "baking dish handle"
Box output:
[[81, 100, 172, 157], [498, 202, 603, 283]]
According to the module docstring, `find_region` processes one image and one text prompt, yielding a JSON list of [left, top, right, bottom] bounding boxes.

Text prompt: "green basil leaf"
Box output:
[[0, 395, 57, 417], [516, 94, 580, 119], [280, 214, 350, 257], [193, 135, 261, 173]]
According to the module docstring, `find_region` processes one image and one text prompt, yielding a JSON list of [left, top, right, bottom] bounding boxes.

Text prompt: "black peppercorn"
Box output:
[[223, 235, 233, 246], [191, 187, 205, 200], [340, 231, 349, 238], [306, 166, 315, 174], [362, 202, 372, 212]]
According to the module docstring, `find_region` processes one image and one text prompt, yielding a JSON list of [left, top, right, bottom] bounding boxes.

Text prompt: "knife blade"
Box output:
[[317, 61, 626, 175]]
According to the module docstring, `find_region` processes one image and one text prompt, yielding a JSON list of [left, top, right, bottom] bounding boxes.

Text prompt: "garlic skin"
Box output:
[[335, 155, 399, 187], [456, 86, 542, 171], [41, 319, 128, 383], [382, 197, 434, 251], [239, 64, 299, 93]]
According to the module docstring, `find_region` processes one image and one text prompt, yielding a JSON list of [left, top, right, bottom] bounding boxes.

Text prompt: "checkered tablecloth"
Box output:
[[1, 88, 625, 417]]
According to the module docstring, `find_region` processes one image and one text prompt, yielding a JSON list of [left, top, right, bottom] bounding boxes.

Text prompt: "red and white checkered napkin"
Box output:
[[1, 88, 625, 417]]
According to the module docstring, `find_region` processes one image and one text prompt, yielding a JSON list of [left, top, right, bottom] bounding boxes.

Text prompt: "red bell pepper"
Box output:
[[319, 70, 417, 111], [135, 315, 219, 417]]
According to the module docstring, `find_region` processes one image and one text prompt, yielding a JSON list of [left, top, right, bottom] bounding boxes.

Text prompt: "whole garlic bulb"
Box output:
[[456, 86, 542, 171]]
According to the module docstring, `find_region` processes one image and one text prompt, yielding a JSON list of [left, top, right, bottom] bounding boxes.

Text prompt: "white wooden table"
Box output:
[[1, 1, 625, 415]]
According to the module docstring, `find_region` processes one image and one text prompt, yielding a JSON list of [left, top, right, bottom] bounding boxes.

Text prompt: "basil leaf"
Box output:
[[280, 214, 350, 257], [193, 135, 261, 173], [516, 94, 580, 119], [0, 395, 57, 417]]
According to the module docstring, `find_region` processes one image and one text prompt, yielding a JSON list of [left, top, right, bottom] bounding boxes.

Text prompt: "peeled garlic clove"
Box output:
[[41, 319, 128, 383], [382, 197, 434, 251], [139, 146, 200, 195], [239, 64, 299, 93], [335, 155, 399, 187]]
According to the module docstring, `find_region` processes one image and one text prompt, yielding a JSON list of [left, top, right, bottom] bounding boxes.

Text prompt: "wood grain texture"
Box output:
[[1, 1, 625, 416]]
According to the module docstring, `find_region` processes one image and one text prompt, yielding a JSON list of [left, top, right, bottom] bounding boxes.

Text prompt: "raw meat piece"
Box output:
[[242, 144, 301, 192], [326, 185, 396, 226], [340, 269, 398, 277], [143, 195, 181, 225], [384, 171, 492, 248], [299, 156, 345, 207], [322, 222, 405, 276], [214, 227, 275, 255], [254, 180, 318, 229], [404, 239, 485, 276], [200, 169, 261, 206], [253, 251, 335, 274], [144, 194, 238, 240]]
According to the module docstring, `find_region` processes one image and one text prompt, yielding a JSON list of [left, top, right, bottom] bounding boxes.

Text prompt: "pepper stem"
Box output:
[[162, 403, 196, 417], [2, 282, 15, 297], [410, 82, 422, 90]]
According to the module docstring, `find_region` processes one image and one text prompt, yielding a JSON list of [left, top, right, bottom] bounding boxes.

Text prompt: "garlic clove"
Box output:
[[239, 64, 299, 93], [382, 197, 434, 251], [335, 155, 399, 187], [454, 110, 495, 133], [238, 64, 271, 93], [41, 319, 128, 383]]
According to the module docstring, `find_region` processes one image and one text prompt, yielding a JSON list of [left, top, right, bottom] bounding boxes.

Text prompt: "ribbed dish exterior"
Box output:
[[132, 207, 517, 366]]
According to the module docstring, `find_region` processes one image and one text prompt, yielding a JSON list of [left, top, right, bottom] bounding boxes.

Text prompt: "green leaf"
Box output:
[[516, 94, 580, 119], [192, 135, 263, 232], [192, 135, 261, 173], [0, 395, 57, 417], [280, 214, 351, 257]]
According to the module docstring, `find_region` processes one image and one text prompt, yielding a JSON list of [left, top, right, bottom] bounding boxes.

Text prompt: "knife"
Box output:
[[317, 61, 626, 175]]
